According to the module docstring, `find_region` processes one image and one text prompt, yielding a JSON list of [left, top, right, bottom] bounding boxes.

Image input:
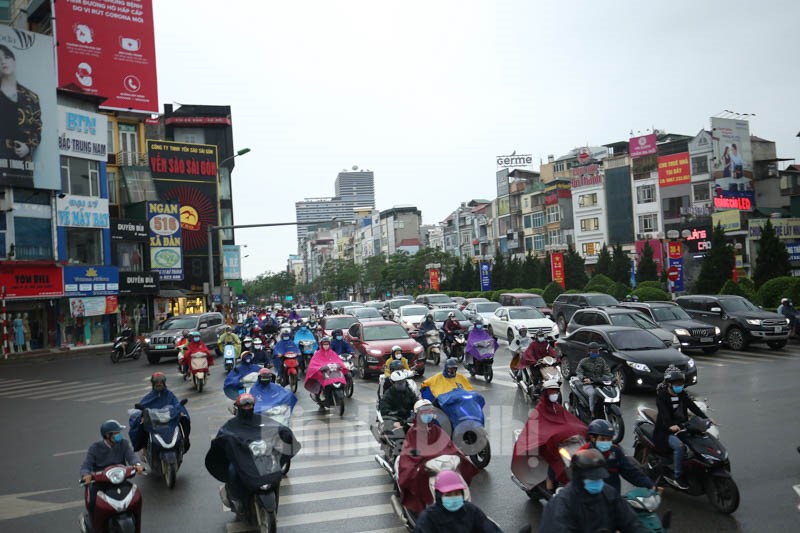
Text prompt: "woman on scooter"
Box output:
[[578, 419, 656, 494], [304, 337, 347, 401], [464, 321, 497, 371], [184, 331, 214, 373]]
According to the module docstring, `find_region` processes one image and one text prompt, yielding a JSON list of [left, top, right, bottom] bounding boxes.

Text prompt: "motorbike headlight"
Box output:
[[714, 327, 721, 335], [106, 467, 127, 484], [673, 328, 690, 337], [626, 361, 651, 373], [701, 453, 721, 462], [368, 349, 383, 356], [746, 319, 762, 326], [413, 345, 423, 354]]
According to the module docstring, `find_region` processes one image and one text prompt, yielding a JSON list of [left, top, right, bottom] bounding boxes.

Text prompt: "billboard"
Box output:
[[56, 194, 110, 229], [0, 26, 60, 189], [223, 245, 242, 279], [53, 0, 159, 113], [479, 262, 492, 291], [749, 218, 800, 239], [0, 264, 63, 298], [629, 134, 657, 158], [712, 210, 741, 232], [571, 164, 602, 190], [147, 201, 183, 281], [657, 152, 691, 187], [57, 105, 108, 161], [635, 239, 664, 276], [711, 118, 754, 209], [496, 152, 534, 169], [550, 252, 565, 288], [69, 296, 118, 318], [63, 265, 119, 297]]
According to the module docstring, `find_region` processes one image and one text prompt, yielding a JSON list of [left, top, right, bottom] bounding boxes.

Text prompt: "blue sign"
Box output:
[[479, 262, 492, 291], [223, 245, 242, 279], [630, 258, 636, 289], [285, 295, 294, 302], [668, 258, 684, 293], [63, 266, 119, 297], [785, 241, 800, 262]]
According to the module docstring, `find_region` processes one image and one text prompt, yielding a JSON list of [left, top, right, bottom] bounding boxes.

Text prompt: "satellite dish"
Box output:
[[352, 165, 359, 171]]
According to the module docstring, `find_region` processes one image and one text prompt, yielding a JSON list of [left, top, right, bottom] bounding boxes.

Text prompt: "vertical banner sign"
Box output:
[[668, 258, 684, 292], [479, 262, 492, 292], [53, 0, 159, 113], [710, 117, 754, 211], [551, 252, 565, 289], [147, 202, 183, 281], [429, 269, 440, 291], [223, 245, 242, 279], [630, 258, 637, 289]]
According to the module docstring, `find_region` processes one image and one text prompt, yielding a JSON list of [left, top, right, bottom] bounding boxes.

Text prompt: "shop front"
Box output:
[[61, 265, 119, 346], [0, 262, 63, 351], [119, 271, 160, 336]]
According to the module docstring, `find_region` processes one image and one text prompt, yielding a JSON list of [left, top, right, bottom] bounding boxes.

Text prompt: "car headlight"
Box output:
[[368, 349, 383, 356], [550, 324, 559, 336], [672, 334, 680, 345], [673, 328, 690, 337], [714, 327, 721, 335], [413, 345, 423, 354], [687, 358, 695, 368], [746, 319, 762, 326], [144, 337, 151, 344], [626, 361, 651, 372], [786, 318, 791, 325]]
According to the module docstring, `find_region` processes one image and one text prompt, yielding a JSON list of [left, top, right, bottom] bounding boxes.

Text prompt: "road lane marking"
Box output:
[[47, 382, 146, 401], [280, 466, 385, 486], [280, 483, 393, 504], [31, 382, 105, 398], [277, 503, 394, 527], [0, 379, 57, 393], [288, 454, 375, 470], [52, 449, 87, 457], [3, 381, 88, 397], [294, 429, 373, 443], [0, 488, 83, 520]]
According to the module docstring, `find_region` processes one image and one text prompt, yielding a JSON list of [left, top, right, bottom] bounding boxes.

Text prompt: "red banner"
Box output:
[[429, 269, 440, 291], [657, 152, 691, 187], [54, 0, 159, 113], [667, 241, 683, 260], [550, 253, 565, 289], [0, 264, 64, 299]]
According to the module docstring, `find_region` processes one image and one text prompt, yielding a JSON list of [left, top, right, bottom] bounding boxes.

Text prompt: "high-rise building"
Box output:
[[335, 169, 375, 209]]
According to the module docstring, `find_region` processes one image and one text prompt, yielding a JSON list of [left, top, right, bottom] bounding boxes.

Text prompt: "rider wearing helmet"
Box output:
[[384, 345, 410, 376], [540, 448, 644, 533], [80, 419, 143, 512], [778, 297, 798, 335], [223, 351, 263, 399], [415, 470, 501, 533], [248, 367, 298, 415], [130, 373, 190, 451], [421, 357, 473, 398], [304, 336, 347, 400], [330, 328, 354, 356], [442, 311, 466, 345], [416, 313, 438, 349], [241, 336, 254, 353], [578, 419, 656, 494], [217, 325, 242, 357], [520, 330, 557, 386], [575, 341, 611, 418], [185, 330, 214, 371], [379, 365, 418, 428], [655, 366, 711, 490]]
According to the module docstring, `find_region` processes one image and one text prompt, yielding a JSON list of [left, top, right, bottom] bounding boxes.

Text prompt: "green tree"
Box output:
[[362, 255, 388, 299], [753, 219, 791, 288], [462, 259, 477, 291], [507, 256, 522, 288], [636, 242, 659, 283], [595, 244, 612, 277], [695, 225, 734, 294], [564, 248, 588, 290], [609, 243, 631, 284], [491, 251, 507, 290], [521, 253, 538, 288], [541, 252, 552, 287], [385, 251, 415, 293], [447, 260, 465, 292]]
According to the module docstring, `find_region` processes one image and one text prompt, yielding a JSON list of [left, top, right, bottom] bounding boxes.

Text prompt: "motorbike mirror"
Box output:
[[180, 398, 188, 406]]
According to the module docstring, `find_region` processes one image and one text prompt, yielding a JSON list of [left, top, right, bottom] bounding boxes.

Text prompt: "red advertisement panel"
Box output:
[[667, 241, 683, 260], [429, 269, 440, 291], [657, 152, 691, 187], [53, 0, 159, 113], [0, 264, 64, 298], [550, 252, 565, 289]]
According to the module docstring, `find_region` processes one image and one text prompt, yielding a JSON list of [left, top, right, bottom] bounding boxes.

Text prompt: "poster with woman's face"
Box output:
[[0, 26, 59, 189]]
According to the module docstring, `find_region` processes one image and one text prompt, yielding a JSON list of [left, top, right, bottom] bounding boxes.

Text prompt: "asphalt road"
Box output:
[[1, 340, 799, 532]]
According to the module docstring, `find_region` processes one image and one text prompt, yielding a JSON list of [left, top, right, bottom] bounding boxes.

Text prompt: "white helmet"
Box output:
[[414, 399, 433, 412], [448, 312, 455, 318], [390, 370, 407, 383], [542, 378, 561, 391]]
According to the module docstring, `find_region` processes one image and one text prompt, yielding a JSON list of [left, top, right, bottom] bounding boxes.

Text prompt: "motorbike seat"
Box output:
[[641, 407, 657, 424]]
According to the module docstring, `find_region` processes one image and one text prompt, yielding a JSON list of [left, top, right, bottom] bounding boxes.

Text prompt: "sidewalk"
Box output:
[[2, 342, 113, 362]]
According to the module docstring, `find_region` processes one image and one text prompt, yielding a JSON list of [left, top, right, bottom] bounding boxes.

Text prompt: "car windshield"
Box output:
[[295, 309, 312, 318], [325, 317, 357, 330], [509, 308, 544, 320], [425, 295, 452, 304], [401, 306, 429, 317], [720, 297, 760, 312], [586, 294, 620, 306], [160, 317, 198, 330], [365, 302, 384, 310], [476, 303, 500, 313], [652, 306, 692, 321], [608, 329, 666, 350], [609, 313, 656, 329], [433, 309, 467, 321], [353, 308, 381, 318], [363, 324, 409, 341], [516, 295, 546, 307], [390, 299, 413, 309]]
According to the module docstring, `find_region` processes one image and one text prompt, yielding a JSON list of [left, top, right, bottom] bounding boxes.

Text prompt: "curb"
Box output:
[[2, 343, 114, 362]]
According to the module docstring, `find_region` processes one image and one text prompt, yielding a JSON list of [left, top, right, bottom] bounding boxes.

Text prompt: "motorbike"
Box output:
[[223, 342, 237, 373], [466, 339, 495, 383], [339, 353, 356, 398], [426, 387, 491, 469], [511, 355, 563, 404], [79, 464, 143, 533], [625, 487, 672, 533], [132, 400, 188, 489], [312, 361, 347, 416], [297, 340, 316, 371], [424, 330, 442, 365], [447, 331, 467, 362], [278, 351, 300, 393], [566, 374, 625, 443], [111, 331, 142, 363], [190, 352, 209, 393], [633, 405, 739, 514], [377, 368, 420, 400], [370, 409, 409, 467], [253, 398, 294, 476], [510, 431, 586, 503]]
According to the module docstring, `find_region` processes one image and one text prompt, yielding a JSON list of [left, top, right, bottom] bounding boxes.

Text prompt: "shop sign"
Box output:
[[711, 210, 741, 232], [56, 194, 110, 228], [147, 201, 183, 281], [110, 218, 148, 241], [629, 133, 657, 158], [57, 106, 108, 161], [749, 218, 800, 239], [119, 271, 160, 294], [0, 264, 63, 298], [785, 241, 800, 262], [63, 266, 119, 297], [684, 227, 713, 253], [69, 296, 118, 317]]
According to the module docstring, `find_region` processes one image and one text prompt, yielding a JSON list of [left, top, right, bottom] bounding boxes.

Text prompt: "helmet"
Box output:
[[243, 336, 253, 345], [189, 330, 201, 340], [414, 399, 433, 413], [444, 358, 459, 378], [181, 329, 189, 337], [235, 393, 255, 408], [448, 312, 455, 318], [474, 320, 484, 328], [258, 367, 275, 384], [253, 337, 263, 346], [391, 345, 402, 354], [434, 470, 466, 493], [100, 419, 125, 438], [518, 326, 528, 335], [781, 297, 789, 304], [663, 365, 685, 383], [320, 336, 331, 344], [587, 419, 614, 438], [150, 372, 166, 386], [225, 325, 232, 332], [389, 360, 405, 372], [241, 351, 254, 363], [571, 448, 609, 480], [587, 342, 601, 352], [542, 378, 561, 391], [390, 370, 407, 383]]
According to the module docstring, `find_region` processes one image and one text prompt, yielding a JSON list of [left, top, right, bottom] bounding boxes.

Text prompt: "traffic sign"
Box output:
[[667, 266, 679, 282]]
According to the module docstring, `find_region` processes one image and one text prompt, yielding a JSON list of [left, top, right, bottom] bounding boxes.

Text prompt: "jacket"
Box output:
[[414, 501, 501, 533], [384, 355, 411, 376], [653, 382, 706, 450], [519, 340, 556, 369], [575, 356, 611, 381], [379, 382, 417, 420], [578, 442, 654, 494], [422, 372, 473, 398], [185, 341, 214, 366], [80, 439, 140, 477], [539, 481, 648, 533], [217, 332, 242, 356], [443, 318, 465, 335]]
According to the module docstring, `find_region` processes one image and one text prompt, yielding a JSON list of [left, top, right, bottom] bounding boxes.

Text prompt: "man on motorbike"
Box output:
[[421, 358, 472, 399], [287, 307, 301, 321], [184, 331, 214, 375], [217, 325, 242, 357], [415, 470, 501, 533], [304, 336, 347, 402], [272, 331, 299, 378], [240, 336, 254, 355], [655, 366, 712, 491], [249, 367, 297, 415], [442, 312, 466, 346], [509, 326, 529, 375], [384, 344, 411, 376], [539, 448, 647, 533], [518, 332, 557, 386], [464, 321, 497, 370], [330, 328, 354, 355], [778, 297, 798, 336], [416, 314, 438, 350], [223, 351, 263, 399], [579, 419, 656, 494], [576, 341, 611, 418], [379, 363, 418, 430], [130, 373, 191, 452]]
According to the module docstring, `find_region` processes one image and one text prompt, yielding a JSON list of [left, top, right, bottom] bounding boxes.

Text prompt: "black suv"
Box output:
[[552, 293, 620, 332], [415, 293, 457, 310], [618, 301, 722, 354], [675, 295, 790, 351]]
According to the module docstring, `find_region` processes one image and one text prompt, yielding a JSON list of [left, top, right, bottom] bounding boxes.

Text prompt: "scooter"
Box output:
[[339, 353, 355, 398], [79, 464, 143, 533], [511, 355, 563, 404], [298, 340, 316, 372], [377, 368, 420, 400], [132, 400, 188, 489], [510, 431, 585, 503], [633, 405, 739, 514], [217, 441, 281, 533], [312, 362, 347, 416], [566, 374, 625, 443], [111, 330, 141, 363], [624, 487, 672, 532], [448, 332, 467, 362], [190, 352, 209, 393], [424, 387, 491, 469], [466, 339, 495, 383], [223, 342, 237, 374], [279, 351, 300, 393], [370, 410, 409, 466], [424, 330, 442, 365]]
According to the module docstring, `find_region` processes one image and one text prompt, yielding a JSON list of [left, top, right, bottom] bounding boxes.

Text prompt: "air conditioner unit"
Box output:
[[107, 153, 118, 165], [636, 233, 646, 240]]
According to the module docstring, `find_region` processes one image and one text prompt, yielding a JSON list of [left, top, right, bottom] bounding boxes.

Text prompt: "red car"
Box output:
[[346, 320, 426, 379]]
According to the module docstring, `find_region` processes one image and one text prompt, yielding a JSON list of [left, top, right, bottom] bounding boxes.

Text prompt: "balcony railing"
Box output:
[[109, 152, 149, 167]]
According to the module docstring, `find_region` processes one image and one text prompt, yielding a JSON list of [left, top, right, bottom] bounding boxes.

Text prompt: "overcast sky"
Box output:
[[153, 0, 799, 280]]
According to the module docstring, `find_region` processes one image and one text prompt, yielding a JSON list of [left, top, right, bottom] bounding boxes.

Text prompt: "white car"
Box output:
[[487, 306, 559, 342], [396, 304, 431, 332], [463, 301, 501, 323]]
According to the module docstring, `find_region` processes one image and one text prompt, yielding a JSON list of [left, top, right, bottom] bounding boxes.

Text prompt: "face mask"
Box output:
[[583, 478, 604, 494], [537, 336, 545, 343], [394, 353, 402, 359], [548, 393, 560, 403], [112, 433, 123, 443], [282, 336, 289, 341], [441, 495, 465, 512], [322, 344, 330, 350], [475, 325, 482, 329], [671, 385, 684, 394], [238, 408, 254, 419], [589, 352, 600, 358], [192, 337, 200, 343], [420, 413, 434, 424], [335, 336, 343, 340], [595, 440, 612, 453]]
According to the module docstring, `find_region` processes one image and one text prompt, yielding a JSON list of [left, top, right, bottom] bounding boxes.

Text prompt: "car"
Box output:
[[557, 325, 698, 392], [350, 306, 384, 323], [463, 301, 501, 323], [451, 296, 467, 309], [381, 298, 414, 320], [617, 301, 723, 354], [430, 309, 472, 330], [675, 295, 790, 351], [566, 307, 679, 349], [499, 293, 553, 320], [487, 306, 559, 342], [294, 308, 314, 323], [143, 312, 226, 364], [364, 300, 385, 311], [320, 314, 359, 337], [346, 320, 425, 379], [552, 293, 620, 332], [396, 304, 431, 332], [415, 293, 457, 310], [324, 300, 353, 313], [340, 302, 365, 312]]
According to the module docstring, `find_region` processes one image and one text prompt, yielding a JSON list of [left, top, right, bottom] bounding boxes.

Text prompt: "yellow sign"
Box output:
[[712, 210, 741, 232]]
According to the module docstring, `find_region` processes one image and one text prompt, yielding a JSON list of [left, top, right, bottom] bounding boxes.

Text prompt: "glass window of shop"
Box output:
[[61, 156, 100, 196], [65, 228, 103, 264], [13, 188, 50, 205], [113, 241, 144, 271], [14, 217, 52, 259]]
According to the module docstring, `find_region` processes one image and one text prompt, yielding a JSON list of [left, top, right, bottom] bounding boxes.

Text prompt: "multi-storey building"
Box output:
[[379, 206, 422, 257], [335, 169, 375, 210]]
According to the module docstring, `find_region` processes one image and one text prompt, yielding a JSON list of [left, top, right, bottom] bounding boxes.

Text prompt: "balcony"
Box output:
[[779, 172, 800, 196], [109, 152, 149, 167]]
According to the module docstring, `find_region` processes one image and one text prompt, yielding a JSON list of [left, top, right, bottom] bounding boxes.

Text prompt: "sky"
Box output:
[[152, 0, 800, 280]]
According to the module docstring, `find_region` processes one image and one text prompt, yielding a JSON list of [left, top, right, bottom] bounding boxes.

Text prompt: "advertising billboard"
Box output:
[[635, 239, 664, 276], [223, 245, 242, 279], [147, 201, 183, 281], [550, 252, 565, 288], [712, 210, 741, 232], [56, 194, 110, 229], [479, 262, 492, 291], [53, 0, 159, 113], [629, 134, 657, 158], [749, 218, 800, 239], [429, 268, 440, 292], [57, 105, 108, 161], [0, 264, 63, 298], [0, 25, 60, 189], [571, 164, 602, 190], [657, 152, 691, 187], [496, 152, 534, 169], [63, 265, 119, 297], [69, 296, 118, 318], [711, 118, 754, 210]]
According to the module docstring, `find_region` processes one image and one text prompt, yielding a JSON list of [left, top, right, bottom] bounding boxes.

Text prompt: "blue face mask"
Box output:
[[112, 433, 123, 444], [441, 495, 464, 512], [595, 440, 612, 453], [589, 352, 600, 358], [420, 413, 434, 424], [335, 336, 343, 340], [282, 336, 289, 341], [583, 478, 604, 494], [671, 385, 684, 394]]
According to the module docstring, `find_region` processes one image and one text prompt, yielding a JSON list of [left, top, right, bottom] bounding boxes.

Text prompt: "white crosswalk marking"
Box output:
[[279, 505, 395, 528], [280, 483, 393, 504]]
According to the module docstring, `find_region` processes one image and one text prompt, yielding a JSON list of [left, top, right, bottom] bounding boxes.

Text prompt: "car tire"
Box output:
[[358, 355, 369, 380], [612, 366, 631, 394], [507, 329, 515, 343], [725, 327, 747, 351]]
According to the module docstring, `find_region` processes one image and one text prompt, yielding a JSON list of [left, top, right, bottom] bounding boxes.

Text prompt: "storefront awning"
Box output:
[[158, 289, 188, 299]]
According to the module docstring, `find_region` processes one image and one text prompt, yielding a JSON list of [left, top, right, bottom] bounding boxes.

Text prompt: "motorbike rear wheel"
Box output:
[[196, 378, 204, 393], [165, 462, 177, 489], [280, 456, 291, 476], [132, 348, 141, 360], [432, 349, 441, 366], [605, 405, 625, 443], [334, 389, 345, 417], [705, 474, 740, 514], [110, 349, 121, 363], [289, 374, 298, 393], [470, 441, 491, 469], [484, 366, 493, 383]]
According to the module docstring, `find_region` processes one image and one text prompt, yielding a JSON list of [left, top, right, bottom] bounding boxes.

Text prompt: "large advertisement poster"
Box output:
[[629, 134, 657, 158], [53, 0, 159, 113], [0, 26, 60, 189], [550, 252, 565, 288], [657, 152, 691, 187], [147, 201, 183, 281], [223, 245, 241, 279], [711, 118, 754, 211]]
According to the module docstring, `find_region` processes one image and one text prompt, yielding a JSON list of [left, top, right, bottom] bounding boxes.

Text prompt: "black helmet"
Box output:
[[663, 365, 685, 383], [587, 342, 601, 352], [587, 419, 614, 438], [100, 419, 125, 438], [571, 448, 609, 480], [389, 359, 405, 372], [444, 358, 459, 378]]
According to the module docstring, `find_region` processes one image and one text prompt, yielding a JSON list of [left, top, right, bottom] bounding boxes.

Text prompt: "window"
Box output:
[[120, 167, 158, 203], [523, 215, 532, 229], [554, 162, 566, 172], [582, 242, 600, 255], [693, 182, 710, 202], [524, 236, 533, 251], [636, 184, 655, 204], [546, 205, 560, 224], [662, 196, 687, 219], [532, 212, 545, 228], [107, 120, 115, 155], [107, 171, 119, 204], [533, 234, 546, 250], [114, 241, 144, 271], [691, 156, 708, 176], [61, 156, 100, 196], [65, 228, 103, 264], [580, 217, 599, 232], [523, 197, 529, 208], [578, 193, 598, 207], [13, 188, 50, 205], [638, 213, 657, 233], [221, 209, 234, 241], [548, 230, 561, 246], [219, 167, 231, 201], [14, 217, 52, 259]]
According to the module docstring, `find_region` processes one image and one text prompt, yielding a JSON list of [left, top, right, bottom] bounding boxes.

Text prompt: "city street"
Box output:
[[1, 341, 799, 532]]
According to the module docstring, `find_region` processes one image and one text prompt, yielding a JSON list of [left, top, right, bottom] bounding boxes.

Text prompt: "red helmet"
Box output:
[[235, 393, 255, 408]]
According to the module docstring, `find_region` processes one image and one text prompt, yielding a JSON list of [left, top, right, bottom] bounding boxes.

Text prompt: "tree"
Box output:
[[595, 244, 612, 277], [636, 242, 659, 283], [753, 219, 791, 288], [362, 255, 388, 299], [385, 252, 415, 293], [507, 256, 522, 288], [521, 253, 538, 288], [491, 251, 507, 290], [447, 260, 465, 292], [541, 252, 552, 287], [564, 248, 588, 290], [462, 259, 477, 291], [609, 243, 631, 284], [695, 225, 734, 294]]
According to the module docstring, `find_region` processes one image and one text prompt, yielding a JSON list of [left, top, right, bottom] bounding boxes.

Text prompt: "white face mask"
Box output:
[[548, 393, 560, 403], [394, 353, 402, 359]]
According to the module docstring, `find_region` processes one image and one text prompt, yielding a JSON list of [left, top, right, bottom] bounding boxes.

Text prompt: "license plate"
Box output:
[[774, 326, 782, 333], [154, 345, 168, 350], [700, 337, 712, 343]]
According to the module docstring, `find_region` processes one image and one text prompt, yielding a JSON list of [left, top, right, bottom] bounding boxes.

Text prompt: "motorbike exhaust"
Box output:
[[374, 455, 394, 476]]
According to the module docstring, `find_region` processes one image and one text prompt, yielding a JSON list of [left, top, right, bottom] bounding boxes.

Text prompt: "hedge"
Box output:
[[755, 276, 800, 308], [542, 282, 564, 304], [584, 274, 615, 294], [632, 287, 671, 302], [636, 281, 665, 291]]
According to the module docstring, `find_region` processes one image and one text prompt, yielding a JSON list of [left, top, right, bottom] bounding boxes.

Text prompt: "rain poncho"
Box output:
[[304, 347, 347, 393], [465, 328, 497, 360], [250, 381, 298, 414], [223, 361, 263, 395], [293, 327, 318, 354], [273, 337, 299, 356], [128, 387, 189, 451], [329, 329, 353, 355], [421, 371, 473, 399]]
